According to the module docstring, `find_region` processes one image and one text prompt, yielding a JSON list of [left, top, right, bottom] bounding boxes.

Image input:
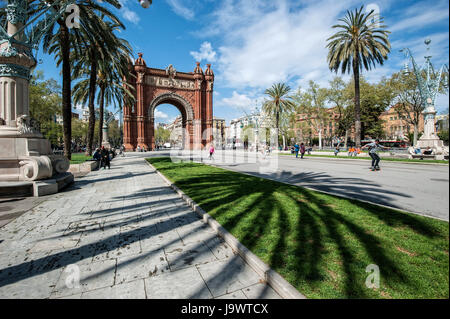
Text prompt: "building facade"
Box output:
[[379, 104, 425, 140]]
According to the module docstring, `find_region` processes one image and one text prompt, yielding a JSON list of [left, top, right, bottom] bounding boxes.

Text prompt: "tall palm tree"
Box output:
[[326, 5, 390, 147], [72, 32, 134, 151], [95, 49, 135, 146], [69, 15, 126, 154], [263, 83, 295, 148], [33, 0, 122, 159]]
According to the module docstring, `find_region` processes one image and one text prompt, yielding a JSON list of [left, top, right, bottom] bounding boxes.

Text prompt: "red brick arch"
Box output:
[[123, 53, 214, 151]]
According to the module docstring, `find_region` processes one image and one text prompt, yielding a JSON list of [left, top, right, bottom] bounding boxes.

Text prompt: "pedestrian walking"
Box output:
[[361, 139, 389, 171], [209, 144, 215, 160], [294, 143, 300, 158], [101, 146, 110, 169], [334, 146, 340, 156], [300, 143, 306, 159]]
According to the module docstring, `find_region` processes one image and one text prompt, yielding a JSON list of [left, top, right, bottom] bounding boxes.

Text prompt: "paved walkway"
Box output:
[[0, 155, 281, 299]]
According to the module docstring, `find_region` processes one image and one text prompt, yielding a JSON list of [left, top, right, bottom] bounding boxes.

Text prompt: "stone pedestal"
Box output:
[[0, 127, 70, 182], [0, 0, 73, 195], [414, 106, 449, 159], [101, 124, 111, 149]]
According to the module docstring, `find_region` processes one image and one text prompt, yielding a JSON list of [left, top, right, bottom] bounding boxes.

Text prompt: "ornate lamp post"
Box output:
[[400, 39, 449, 158], [0, 0, 152, 191], [102, 109, 120, 148], [0, 0, 75, 187]]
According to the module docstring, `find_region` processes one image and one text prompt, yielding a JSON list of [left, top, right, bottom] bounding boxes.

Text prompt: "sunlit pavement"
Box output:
[[0, 154, 281, 299]]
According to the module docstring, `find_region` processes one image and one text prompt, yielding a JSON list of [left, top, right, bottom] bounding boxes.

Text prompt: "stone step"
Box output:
[[0, 181, 33, 197]]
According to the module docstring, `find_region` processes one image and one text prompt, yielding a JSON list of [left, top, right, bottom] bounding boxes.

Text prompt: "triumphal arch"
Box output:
[[123, 53, 214, 151]]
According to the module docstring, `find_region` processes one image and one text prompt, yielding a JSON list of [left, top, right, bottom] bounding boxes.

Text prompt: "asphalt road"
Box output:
[[136, 151, 450, 221]]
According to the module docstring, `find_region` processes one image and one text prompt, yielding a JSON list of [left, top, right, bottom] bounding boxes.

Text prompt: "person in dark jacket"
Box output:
[[100, 146, 110, 169]]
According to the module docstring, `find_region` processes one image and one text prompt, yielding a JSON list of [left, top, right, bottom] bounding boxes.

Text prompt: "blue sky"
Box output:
[[19, 0, 450, 124]]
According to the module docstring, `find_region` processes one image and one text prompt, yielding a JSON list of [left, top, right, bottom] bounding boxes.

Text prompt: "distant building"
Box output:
[[157, 122, 169, 130], [227, 112, 271, 148], [166, 116, 183, 148], [295, 106, 348, 146], [54, 112, 79, 125], [379, 104, 424, 140], [81, 109, 90, 122], [212, 117, 226, 148]]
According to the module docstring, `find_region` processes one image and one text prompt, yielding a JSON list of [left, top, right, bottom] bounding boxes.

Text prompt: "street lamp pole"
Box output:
[[400, 39, 449, 158]]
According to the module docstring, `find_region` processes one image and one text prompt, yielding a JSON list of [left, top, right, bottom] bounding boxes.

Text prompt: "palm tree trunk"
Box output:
[[344, 129, 348, 149], [59, 22, 72, 160], [353, 58, 361, 148], [98, 85, 105, 146], [86, 49, 97, 155], [275, 106, 280, 149]]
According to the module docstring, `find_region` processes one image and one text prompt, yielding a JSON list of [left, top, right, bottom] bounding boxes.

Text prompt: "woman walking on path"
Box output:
[[361, 139, 389, 171], [209, 144, 215, 160], [300, 143, 306, 159]]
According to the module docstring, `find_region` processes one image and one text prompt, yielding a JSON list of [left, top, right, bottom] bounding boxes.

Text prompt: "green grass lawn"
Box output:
[[69, 153, 92, 164], [147, 157, 449, 299], [280, 153, 449, 164]]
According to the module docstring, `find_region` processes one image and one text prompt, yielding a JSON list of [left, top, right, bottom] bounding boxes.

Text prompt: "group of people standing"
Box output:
[[293, 143, 307, 159], [93, 146, 116, 169]]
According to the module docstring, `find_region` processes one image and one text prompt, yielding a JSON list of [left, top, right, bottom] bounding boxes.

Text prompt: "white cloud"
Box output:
[[202, 0, 357, 89], [119, 0, 140, 24], [389, 1, 449, 33], [166, 0, 195, 20], [190, 42, 217, 62], [216, 91, 266, 113], [154, 110, 169, 119]]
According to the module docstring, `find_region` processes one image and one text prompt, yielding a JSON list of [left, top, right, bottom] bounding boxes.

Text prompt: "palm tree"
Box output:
[[33, 0, 122, 159], [326, 5, 390, 147], [70, 15, 127, 154], [95, 49, 135, 147], [72, 32, 134, 151], [263, 83, 295, 149]]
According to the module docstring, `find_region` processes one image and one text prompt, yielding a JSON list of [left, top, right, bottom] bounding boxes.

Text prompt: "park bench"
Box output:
[[411, 154, 435, 160]]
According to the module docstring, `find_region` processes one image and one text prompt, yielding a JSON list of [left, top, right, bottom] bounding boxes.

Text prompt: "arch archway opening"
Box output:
[[153, 103, 184, 150]]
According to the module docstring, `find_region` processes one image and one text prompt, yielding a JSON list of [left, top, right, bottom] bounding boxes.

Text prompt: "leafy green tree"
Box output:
[[29, 71, 61, 126], [72, 118, 88, 146], [294, 81, 329, 149], [389, 71, 424, 146], [438, 130, 449, 145], [107, 120, 122, 147], [327, 5, 391, 147], [326, 76, 353, 147], [155, 127, 171, 146]]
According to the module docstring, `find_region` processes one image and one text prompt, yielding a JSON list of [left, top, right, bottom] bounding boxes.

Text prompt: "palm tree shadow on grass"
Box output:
[[150, 158, 447, 298]]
